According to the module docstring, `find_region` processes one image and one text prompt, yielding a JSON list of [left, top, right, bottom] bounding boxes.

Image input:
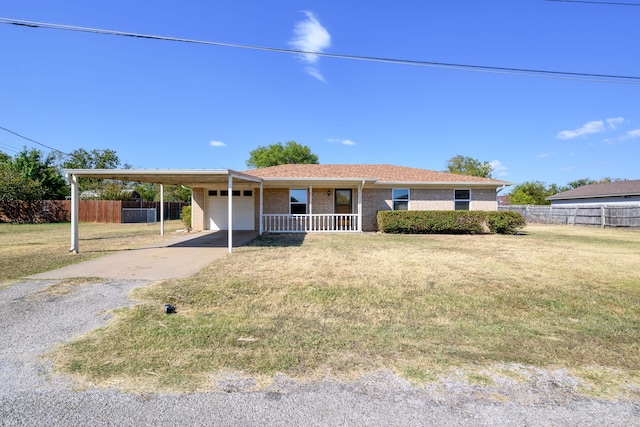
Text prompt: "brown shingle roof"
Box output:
[[547, 179, 640, 200], [243, 164, 510, 185]]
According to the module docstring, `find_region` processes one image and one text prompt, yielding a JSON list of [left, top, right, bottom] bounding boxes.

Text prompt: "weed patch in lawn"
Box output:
[[51, 225, 640, 396], [27, 278, 103, 300]]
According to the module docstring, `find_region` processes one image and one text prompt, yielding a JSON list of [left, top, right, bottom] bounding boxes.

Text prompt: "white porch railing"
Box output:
[[263, 214, 359, 233]]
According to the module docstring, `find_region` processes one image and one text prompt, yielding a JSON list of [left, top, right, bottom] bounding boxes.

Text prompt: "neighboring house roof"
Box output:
[[498, 195, 511, 205], [244, 164, 511, 186], [547, 179, 640, 201]]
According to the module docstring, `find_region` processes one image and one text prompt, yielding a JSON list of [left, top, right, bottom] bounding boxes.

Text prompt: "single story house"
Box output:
[[546, 179, 640, 207], [64, 164, 511, 253]]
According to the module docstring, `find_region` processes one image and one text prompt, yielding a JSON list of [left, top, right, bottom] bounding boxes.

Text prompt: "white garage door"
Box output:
[[208, 190, 255, 231]]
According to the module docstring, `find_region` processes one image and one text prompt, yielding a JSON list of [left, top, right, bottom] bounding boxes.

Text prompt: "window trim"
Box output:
[[290, 188, 308, 215], [454, 189, 471, 211], [392, 188, 410, 210]]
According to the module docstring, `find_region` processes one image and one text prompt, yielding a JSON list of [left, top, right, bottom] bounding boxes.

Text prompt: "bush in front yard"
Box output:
[[377, 210, 525, 235], [180, 205, 192, 229], [485, 211, 526, 234]]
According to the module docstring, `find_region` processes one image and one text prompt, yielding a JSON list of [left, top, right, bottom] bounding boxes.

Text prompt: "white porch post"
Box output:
[[228, 175, 233, 253], [358, 182, 363, 232], [69, 173, 79, 253], [308, 185, 313, 232], [259, 182, 264, 235], [159, 184, 164, 236]]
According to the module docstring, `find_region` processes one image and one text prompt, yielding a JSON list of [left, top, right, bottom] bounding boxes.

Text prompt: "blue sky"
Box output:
[[1, 0, 639, 190]]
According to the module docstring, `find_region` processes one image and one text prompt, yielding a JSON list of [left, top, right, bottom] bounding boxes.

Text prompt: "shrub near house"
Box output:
[[377, 211, 525, 235]]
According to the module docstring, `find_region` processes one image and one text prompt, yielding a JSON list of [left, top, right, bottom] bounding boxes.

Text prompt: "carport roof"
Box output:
[[63, 168, 262, 185]]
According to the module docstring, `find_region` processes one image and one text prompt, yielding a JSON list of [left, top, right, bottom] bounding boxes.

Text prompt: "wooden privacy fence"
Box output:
[[499, 205, 640, 228], [47, 200, 189, 223]]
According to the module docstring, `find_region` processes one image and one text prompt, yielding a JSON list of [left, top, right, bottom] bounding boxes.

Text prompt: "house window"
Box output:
[[455, 189, 471, 210], [290, 189, 307, 214], [243, 190, 253, 197], [208, 190, 217, 196], [392, 189, 409, 210]]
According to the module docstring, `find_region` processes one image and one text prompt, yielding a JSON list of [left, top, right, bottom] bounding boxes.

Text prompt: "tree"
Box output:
[[166, 185, 192, 202], [7, 148, 67, 199], [445, 155, 493, 178], [135, 183, 158, 201], [62, 148, 121, 192], [565, 178, 598, 189], [0, 167, 43, 222], [509, 181, 554, 205], [246, 141, 319, 168], [62, 148, 120, 170]]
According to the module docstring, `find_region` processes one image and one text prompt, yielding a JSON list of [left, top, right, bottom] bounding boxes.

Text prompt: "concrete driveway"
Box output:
[[29, 230, 259, 281]]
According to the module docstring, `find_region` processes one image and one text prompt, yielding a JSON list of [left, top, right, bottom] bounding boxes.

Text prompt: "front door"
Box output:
[[335, 189, 352, 214], [335, 189, 352, 229]]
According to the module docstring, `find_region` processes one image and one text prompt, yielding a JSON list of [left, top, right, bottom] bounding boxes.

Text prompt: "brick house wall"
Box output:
[[193, 185, 499, 233], [191, 187, 205, 231]]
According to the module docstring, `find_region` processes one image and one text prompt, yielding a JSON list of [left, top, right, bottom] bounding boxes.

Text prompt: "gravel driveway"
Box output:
[[1, 278, 638, 426]]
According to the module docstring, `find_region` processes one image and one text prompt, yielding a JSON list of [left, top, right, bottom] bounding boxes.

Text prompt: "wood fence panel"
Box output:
[[499, 205, 640, 228], [73, 200, 122, 223]]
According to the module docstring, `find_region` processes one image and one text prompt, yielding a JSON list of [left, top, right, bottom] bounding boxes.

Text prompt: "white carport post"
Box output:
[[69, 173, 79, 253], [159, 184, 164, 236], [227, 175, 233, 253]]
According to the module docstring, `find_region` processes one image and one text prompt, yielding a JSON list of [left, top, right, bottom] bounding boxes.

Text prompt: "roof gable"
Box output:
[[547, 179, 640, 200], [243, 164, 510, 185]]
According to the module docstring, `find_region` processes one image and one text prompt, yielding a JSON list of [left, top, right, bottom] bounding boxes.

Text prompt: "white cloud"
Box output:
[[289, 11, 331, 81], [606, 128, 640, 144], [556, 120, 606, 140], [209, 140, 226, 147], [606, 117, 624, 130], [535, 151, 553, 159], [621, 128, 640, 141], [489, 160, 509, 177], [328, 138, 356, 146]]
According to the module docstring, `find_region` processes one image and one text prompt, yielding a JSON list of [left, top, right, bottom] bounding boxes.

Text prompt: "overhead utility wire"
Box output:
[[0, 126, 70, 156], [546, 0, 640, 6], [2, 17, 640, 85]]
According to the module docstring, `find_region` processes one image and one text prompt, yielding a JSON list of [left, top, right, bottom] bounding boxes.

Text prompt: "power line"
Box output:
[[0, 142, 21, 154], [546, 0, 640, 6], [1, 17, 639, 85], [0, 126, 70, 156]]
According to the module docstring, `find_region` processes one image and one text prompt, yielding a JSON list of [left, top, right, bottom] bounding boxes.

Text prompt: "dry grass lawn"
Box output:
[[0, 220, 183, 283], [51, 224, 640, 397]]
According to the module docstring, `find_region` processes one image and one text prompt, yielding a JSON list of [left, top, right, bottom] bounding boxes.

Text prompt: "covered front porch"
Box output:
[[259, 183, 366, 233]]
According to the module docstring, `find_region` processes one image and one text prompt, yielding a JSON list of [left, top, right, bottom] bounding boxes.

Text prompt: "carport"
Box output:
[[64, 169, 263, 254]]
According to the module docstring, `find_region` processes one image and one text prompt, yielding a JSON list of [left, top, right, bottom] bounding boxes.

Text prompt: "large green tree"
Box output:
[[62, 148, 120, 169], [62, 148, 121, 192], [445, 155, 493, 178], [5, 148, 67, 199], [0, 149, 67, 223], [509, 181, 554, 205], [246, 141, 319, 168]]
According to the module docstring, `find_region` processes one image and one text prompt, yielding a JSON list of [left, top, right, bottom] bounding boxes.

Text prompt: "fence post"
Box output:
[[601, 206, 605, 228]]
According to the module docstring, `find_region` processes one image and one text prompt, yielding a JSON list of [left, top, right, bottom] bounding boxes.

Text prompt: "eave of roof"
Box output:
[[63, 169, 262, 184]]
